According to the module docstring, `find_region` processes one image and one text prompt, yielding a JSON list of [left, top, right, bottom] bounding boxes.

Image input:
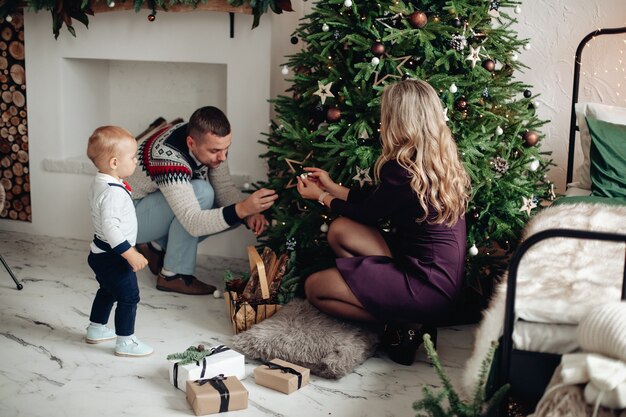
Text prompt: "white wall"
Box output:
[[503, 3, 626, 191], [1, 1, 625, 259]]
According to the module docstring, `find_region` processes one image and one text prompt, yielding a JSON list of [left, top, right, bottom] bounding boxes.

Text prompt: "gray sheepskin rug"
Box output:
[[231, 298, 380, 379]]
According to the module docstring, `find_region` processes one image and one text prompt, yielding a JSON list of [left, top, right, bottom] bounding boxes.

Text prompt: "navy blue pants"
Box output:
[[88, 251, 140, 336]]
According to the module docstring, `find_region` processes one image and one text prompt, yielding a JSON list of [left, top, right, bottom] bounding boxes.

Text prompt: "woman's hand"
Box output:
[[296, 175, 324, 201], [303, 167, 335, 191]]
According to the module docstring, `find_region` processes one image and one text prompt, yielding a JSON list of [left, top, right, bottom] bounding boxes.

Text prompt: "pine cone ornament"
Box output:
[[450, 34, 467, 51], [493, 156, 509, 174]]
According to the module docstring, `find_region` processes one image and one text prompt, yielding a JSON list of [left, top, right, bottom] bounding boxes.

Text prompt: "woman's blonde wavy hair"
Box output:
[[375, 79, 471, 226]]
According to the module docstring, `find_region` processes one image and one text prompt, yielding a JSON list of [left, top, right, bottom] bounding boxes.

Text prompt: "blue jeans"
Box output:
[[133, 180, 215, 275], [88, 251, 140, 336]]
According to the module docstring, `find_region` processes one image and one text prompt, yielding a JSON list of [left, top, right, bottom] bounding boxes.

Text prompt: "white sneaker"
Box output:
[[85, 324, 116, 344], [115, 336, 154, 357]]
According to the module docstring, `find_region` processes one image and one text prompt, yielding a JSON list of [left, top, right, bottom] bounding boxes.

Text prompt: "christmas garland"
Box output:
[[0, 0, 292, 38]]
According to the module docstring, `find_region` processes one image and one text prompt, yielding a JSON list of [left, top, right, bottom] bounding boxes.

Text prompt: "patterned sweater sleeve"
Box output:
[[159, 177, 232, 238], [209, 160, 245, 207]]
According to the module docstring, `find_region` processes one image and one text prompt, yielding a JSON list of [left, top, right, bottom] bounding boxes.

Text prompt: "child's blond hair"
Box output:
[[87, 126, 134, 170]]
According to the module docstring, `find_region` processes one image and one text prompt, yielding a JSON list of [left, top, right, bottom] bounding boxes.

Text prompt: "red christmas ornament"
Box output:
[[326, 107, 342, 123], [147, 13, 156, 22], [408, 11, 428, 28], [482, 59, 496, 72], [455, 96, 469, 111], [523, 131, 539, 147], [371, 41, 385, 57]]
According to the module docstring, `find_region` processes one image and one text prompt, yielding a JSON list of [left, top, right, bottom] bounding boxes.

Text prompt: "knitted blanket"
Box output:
[[462, 202, 626, 395]]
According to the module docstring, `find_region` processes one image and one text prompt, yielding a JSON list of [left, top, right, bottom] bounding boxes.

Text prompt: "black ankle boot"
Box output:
[[385, 325, 438, 366]]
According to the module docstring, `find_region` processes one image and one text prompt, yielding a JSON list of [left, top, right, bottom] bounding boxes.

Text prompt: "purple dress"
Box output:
[[330, 160, 466, 323]]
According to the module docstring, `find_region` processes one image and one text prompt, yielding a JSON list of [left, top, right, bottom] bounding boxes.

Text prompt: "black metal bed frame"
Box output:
[[497, 229, 626, 411], [494, 26, 626, 415], [566, 26, 626, 185]]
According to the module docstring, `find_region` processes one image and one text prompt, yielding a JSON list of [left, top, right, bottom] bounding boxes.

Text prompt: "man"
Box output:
[[128, 106, 277, 295]]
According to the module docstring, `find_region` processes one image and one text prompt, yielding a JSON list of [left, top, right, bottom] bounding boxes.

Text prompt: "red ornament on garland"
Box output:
[[408, 11, 428, 29], [147, 13, 156, 22]]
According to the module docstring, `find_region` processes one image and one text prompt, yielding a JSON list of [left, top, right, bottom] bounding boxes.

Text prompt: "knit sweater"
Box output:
[[127, 123, 245, 237]]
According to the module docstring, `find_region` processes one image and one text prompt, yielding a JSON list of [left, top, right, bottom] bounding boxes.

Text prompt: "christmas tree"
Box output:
[[258, 0, 553, 306]]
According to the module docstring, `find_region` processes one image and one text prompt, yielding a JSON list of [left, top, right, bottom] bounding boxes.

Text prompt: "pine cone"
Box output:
[[493, 156, 509, 174]]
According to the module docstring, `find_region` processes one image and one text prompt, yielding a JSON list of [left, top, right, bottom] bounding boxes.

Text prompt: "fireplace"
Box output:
[[10, 9, 272, 258]]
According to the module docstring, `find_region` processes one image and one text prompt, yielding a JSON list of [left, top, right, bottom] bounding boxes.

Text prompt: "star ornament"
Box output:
[[466, 45, 482, 68], [313, 81, 334, 105], [284, 151, 313, 189], [352, 166, 373, 187], [519, 195, 537, 216], [374, 55, 411, 86]]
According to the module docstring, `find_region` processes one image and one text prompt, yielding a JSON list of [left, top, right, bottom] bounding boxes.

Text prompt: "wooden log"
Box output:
[[1, 27, 12, 42], [8, 41, 24, 60], [10, 64, 24, 84], [11, 92, 24, 108]]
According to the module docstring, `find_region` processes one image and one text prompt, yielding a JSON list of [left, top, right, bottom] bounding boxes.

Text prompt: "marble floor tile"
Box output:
[[0, 231, 477, 417]]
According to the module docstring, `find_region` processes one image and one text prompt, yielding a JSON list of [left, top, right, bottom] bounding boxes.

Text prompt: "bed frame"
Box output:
[[495, 27, 626, 414], [566, 26, 626, 185]]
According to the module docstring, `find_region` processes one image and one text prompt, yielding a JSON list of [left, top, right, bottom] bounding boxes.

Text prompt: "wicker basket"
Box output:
[[224, 246, 282, 334]]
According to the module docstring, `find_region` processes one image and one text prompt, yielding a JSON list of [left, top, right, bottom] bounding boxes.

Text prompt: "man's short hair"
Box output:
[[188, 106, 231, 141]]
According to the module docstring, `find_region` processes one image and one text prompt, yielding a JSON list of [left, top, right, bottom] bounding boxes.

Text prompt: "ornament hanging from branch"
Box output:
[[465, 45, 483, 68], [352, 166, 373, 187], [284, 151, 314, 188], [407, 11, 427, 28], [312, 81, 334, 104], [373, 55, 411, 86], [519, 196, 537, 216]]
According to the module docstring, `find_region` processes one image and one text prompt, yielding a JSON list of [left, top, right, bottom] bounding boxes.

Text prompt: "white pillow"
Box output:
[[574, 102, 626, 190]]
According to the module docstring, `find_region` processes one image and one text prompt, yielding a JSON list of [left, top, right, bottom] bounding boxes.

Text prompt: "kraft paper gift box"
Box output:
[[186, 375, 248, 415], [168, 345, 245, 393], [253, 358, 310, 394]]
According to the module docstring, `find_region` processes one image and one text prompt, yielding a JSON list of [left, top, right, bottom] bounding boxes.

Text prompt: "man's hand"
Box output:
[[235, 188, 278, 219], [245, 213, 269, 236], [123, 247, 149, 272]]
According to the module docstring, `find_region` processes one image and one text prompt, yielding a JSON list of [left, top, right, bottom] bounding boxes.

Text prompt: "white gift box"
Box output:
[[168, 345, 245, 392]]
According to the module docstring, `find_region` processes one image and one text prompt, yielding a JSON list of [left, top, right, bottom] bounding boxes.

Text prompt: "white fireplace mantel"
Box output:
[[6, 10, 272, 259]]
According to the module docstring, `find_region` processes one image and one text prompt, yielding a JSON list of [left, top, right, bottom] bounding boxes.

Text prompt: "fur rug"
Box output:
[[232, 298, 380, 379], [462, 202, 626, 395]]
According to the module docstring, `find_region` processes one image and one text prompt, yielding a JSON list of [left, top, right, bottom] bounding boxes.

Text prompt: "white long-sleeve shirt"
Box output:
[[89, 173, 137, 254]]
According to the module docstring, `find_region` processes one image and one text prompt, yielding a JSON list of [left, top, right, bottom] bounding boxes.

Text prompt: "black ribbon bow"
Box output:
[[196, 374, 230, 413], [172, 345, 231, 388], [264, 361, 303, 389]]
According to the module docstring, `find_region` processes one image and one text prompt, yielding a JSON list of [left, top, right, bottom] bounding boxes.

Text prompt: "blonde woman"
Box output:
[[296, 79, 471, 365]]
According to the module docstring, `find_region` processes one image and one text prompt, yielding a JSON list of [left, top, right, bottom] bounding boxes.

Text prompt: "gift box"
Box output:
[[186, 375, 248, 415], [168, 345, 245, 392], [253, 358, 310, 394]]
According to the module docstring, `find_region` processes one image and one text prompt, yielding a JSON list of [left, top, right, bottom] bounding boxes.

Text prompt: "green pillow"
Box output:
[[586, 117, 626, 199]]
